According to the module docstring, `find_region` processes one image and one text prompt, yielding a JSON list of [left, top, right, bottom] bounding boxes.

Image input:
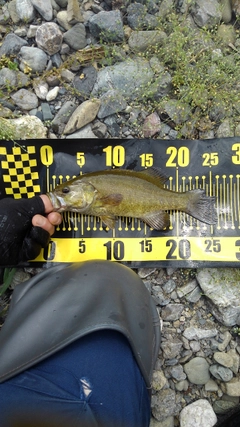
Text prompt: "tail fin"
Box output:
[[186, 190, 217, 225]]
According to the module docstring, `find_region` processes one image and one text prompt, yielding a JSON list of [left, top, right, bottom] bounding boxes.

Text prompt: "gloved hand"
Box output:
[[0, 196, 50, 266]]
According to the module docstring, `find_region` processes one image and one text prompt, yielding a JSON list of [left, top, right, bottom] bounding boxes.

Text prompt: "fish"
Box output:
[[47, 167, 217, 230]]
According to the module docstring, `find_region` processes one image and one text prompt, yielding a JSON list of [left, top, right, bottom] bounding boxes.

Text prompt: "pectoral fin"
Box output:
[[99, 193, 123, 206], [141, 211, 170, 230], [100, 215, 116, 229]]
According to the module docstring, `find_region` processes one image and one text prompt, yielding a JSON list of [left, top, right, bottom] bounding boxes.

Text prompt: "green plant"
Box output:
[[0, 117, 18, 140]]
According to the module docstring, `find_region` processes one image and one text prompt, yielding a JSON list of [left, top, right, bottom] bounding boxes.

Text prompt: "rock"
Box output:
[[73, 66, 97, 100], [67, 0, 84, 24], [63, 23, 87, 50], [205, 379, 219, 392], [127, 3, 158, 30], [91, 58, 154, 102], [150, 417, 175, 427], [175, 380, 189, 392], [197, 268, 240, 326], [227, 349, 240, 374], [152, 370, 167, 391], [46, 86, 59, 102], [98, 90, 127, 119], [219, 0, 232, 23], [221, 378, 240, 396], [191, 0, 222, 28], [161, 304, 184, 321], [184, 357, 210, 385], [36, 23, 63, 55], [91, 121, 107, 138], [218, 331, 232, 351], [63, 98, 101, 134], [11, 89, 38, 110], [179, 399, 217, 427], [0, 68, 18, 87], [33, 80, 49, 100], [65, 124, 98, 139], [7, 115, 47, 138], [31, 0, 53, 21], [183, 327, 218, 340], [217, 24, 236, 46], [89, 10, 124, 42], [213, 399, 238, 414], [128, 30, 167, 52], [216, 118, 234, 138], [19, 46, 48, 73], [160, 99, 191, 125], [169, 364, 186, 381], [143, 112, 161, 137], [8, 0, 21, 23], [0, 33, 28, 58], [56, 11, 72, 30], [161, 337, 183, 359], [213, 351, 234, 368], [51, 100, 77, 133], [209, 364, 233, 382], [41, 102, 53, 121], [16, 0, 35, 22], [151, 389, 178, 421]]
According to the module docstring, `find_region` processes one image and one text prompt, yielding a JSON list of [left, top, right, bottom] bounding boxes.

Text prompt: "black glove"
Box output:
[[0, 197, 50, 266]]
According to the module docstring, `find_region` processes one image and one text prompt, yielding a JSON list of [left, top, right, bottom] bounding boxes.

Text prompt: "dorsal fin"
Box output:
[[139, 167, 169, 186]]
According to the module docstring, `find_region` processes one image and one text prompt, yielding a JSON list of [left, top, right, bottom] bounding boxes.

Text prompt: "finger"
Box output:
[[32, 214, 55, 235], [40, 194, 53, 214], [46, 212, 62, 226]]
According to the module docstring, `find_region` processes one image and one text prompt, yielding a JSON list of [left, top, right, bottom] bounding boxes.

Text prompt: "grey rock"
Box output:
[[128, 30, 167, 52], [177, 280, 198, 298], [56, 11, 72, 30], [33, 80, 49, 100], [41, 102, 53, 121], [161, 337, 183, 359], [191, 0, 222, 28], [51, 53, 62, 69], [0, 33, 28, 58], [73, 66, 97, 101], [63, 23, 87, 50], [175, 379, 189, 392], [103, 115, 121, 137], [179, 399, 217, 427], [161, 304, 184, 321], [55, 0, 68, 7], [221, 378, 240, 396], [160, 99, 191, 125], [89, 10, 124, 42], [127, 3, 158, 30], [205, 379, 219, 392], [52, 100, 77, 132], [151, 389, 178, 422], [183, 327, 218, 340], [218, 331, 232, 351], [0, 68, 18, 87], [98, 90, 127, 119], [31, 0, 53, 21], [197, 268, 240, 326], [152, 370, 167, 391], [27, 25, 38, 38], [19, 46, 48, 73], [163, 279, 176, 294], [220, 0, 232, 23], [227, 349, 240, 374], [46, 87, 59, 102], [169, 365, 186, 381], [184, 357, 210, 385], [216, 119, 234, 138], [91, 121, 107, 138], [8, 0, 21, 24], [11, 89, 38, 110], [65, 124, 98, 139], [36, 23, 63, 55], [91, 58, 154, 102], [16, 0, 35, 22], [213, 399, 238, 415], [209, 364, 233, 382], [60, 69, 75, 83]]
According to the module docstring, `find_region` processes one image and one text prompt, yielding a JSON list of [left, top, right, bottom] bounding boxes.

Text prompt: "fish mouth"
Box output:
[[46, 192, 66, 212]]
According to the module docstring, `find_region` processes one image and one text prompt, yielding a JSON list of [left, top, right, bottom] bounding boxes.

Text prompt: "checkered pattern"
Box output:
[[0, 145, 41, 199]]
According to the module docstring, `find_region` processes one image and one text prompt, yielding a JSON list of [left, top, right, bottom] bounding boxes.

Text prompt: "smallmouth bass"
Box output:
[[47, 168, 217, 230]]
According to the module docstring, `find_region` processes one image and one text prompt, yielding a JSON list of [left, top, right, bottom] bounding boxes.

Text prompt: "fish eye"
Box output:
[[62, 187, 70, 194]]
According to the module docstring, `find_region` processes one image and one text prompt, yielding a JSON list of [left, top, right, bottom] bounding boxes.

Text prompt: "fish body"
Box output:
[[47, 168, 217, 230]]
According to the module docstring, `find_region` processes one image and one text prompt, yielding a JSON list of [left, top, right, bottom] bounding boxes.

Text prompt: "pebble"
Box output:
[[209, 364, 233, 382], [179, 399, 217, 427], [63, 98, 101, 135], [184, 357, 210, 385]]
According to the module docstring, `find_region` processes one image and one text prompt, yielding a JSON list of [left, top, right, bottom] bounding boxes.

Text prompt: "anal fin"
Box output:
[[100, 215, 116, 229], [141, 211, 170, 230]]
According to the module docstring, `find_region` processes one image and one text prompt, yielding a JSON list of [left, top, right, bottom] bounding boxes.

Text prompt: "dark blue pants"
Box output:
[[0, 330, 150, 427]]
